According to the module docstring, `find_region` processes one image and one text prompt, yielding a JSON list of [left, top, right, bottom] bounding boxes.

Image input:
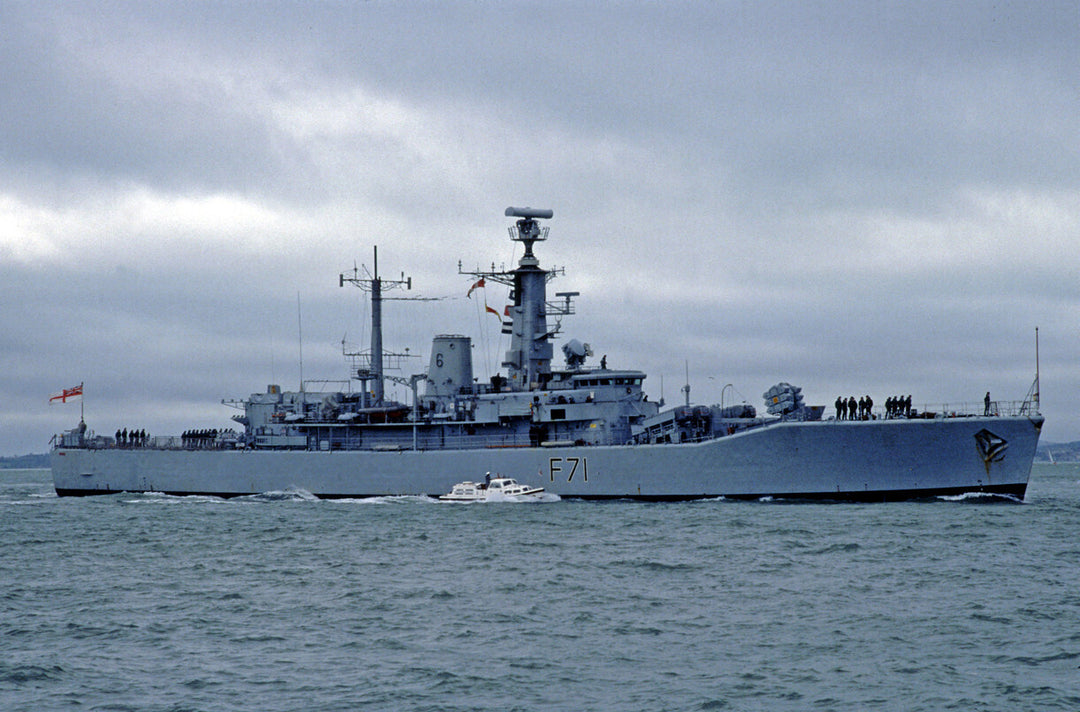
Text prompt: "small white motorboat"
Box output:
[[439, 474, 545, 502]]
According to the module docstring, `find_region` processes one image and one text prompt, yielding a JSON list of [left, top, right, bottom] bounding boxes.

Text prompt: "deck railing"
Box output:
[[825, 398, 1038, 421], [55, 396, 1041, 452]]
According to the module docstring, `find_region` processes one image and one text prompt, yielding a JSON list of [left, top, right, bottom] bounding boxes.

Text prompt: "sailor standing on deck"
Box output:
[[835, 396, 844, 420], [984, 391, 991, 416]]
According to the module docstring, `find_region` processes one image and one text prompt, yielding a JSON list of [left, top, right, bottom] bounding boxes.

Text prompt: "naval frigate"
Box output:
[[51, 207, 1044, 500]]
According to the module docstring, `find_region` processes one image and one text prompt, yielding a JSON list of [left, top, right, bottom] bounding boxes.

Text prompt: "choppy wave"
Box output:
[[2, 465, 1078, 712], [936, 490, 1025, 504], [438, 491, 562, 504], [119, 492, 227, 504], [245, 487, 319, 502], [323, 495, 434, 505]]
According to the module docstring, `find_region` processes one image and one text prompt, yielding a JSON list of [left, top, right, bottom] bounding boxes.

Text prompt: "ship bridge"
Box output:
[[566, 371, 646, 389]]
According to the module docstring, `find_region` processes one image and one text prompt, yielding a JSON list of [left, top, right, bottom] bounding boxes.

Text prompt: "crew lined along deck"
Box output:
[[831, 397, 1036, 422], [58, 398, 1038, 453]]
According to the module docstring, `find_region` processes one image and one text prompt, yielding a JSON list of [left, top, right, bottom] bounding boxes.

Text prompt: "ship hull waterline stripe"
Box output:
[[53, 482, 1028, 502]]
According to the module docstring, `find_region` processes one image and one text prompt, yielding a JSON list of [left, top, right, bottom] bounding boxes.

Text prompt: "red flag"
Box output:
[[49, 383, 83, 405], [485, 304, 501, 319], [466, 278, 485, 298]]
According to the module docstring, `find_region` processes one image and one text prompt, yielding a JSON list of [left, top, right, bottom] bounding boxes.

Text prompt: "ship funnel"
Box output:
[[425, 335, 474, 400]]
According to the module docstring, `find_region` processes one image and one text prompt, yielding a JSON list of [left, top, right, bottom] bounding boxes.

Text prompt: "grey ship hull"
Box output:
[[52, 414, 1042, 501]]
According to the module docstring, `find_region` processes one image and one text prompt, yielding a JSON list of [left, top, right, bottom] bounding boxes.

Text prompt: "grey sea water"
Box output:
[[2, 465, 1078, 712]]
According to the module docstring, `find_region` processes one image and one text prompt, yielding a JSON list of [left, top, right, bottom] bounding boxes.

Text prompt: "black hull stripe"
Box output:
[[54, 482, 1027, 502]]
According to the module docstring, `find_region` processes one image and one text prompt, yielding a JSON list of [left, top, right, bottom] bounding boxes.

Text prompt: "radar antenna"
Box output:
[[504, 207, 552, 265]]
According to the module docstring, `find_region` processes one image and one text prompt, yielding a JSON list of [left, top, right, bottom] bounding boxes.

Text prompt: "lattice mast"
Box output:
[[339, 246, 412, 404]]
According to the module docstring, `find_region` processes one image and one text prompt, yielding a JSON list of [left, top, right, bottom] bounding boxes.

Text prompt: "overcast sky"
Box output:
[[2, 1, 1078, 455]]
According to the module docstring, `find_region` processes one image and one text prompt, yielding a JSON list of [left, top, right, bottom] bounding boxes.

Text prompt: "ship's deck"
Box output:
[[54, 399, 1039, 453]]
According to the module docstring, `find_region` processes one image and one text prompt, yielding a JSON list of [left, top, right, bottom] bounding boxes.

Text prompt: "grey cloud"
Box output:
[[2, 1, 1078, 454]]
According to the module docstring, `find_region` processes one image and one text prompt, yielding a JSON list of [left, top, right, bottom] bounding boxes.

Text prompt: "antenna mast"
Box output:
[[1035, 326, 1040, 411], [297, 292, 304, 392], [459, 208, 572, 391], [339, 246, 412, 405]]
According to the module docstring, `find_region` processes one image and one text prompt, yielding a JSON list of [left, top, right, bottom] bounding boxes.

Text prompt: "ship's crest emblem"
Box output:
[[974, 429, 1008, 473]]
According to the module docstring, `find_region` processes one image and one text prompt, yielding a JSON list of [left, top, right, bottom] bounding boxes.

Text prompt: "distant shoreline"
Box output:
[[1037, 442, 1080, 463], [0, 453, 49, 469]]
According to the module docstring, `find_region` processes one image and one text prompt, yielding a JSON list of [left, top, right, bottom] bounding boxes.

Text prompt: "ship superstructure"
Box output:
[[225, 208, 659, 454], [51, 207, 1044, 500]]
